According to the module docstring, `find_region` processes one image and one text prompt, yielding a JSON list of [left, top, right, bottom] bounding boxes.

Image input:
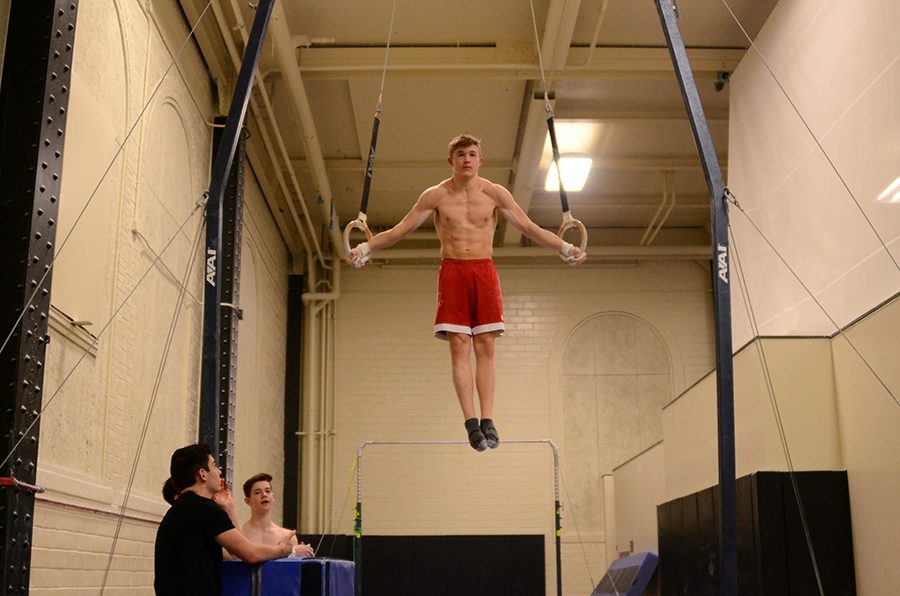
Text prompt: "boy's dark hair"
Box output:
[[447, 133, 482, 157], [170, 443, 213, 490], [243, 472, 273, 498], [162, 477, 180, 505]]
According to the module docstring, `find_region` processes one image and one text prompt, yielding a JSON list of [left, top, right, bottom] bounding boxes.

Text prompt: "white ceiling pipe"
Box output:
[[302, 257, 342, 308], [269, 2, 346, 258], [208, 0, 319, 264], [640, 172, 671, 246], [573, 0, 609, 68], [644, 174, 677, 246], [222, 0, 332, 268]]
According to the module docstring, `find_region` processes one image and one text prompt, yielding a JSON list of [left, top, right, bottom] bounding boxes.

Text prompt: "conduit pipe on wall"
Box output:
[[301, 257, 341, 310], [317, 301, 332, 528], [299, 254, 319, 530], [325, 299, 337, 533], [268, 1, 346, 259], [214, 0, 338, 531], [250, 69, 320, 260], [299, 256, 341, 532], [209, 1, 313, 262], [211, 0, 323, 266], [299, 281, 319, 530], [246, 92, 314, 259], [210, 0, 342, 533], [311, 303, 327, 531]]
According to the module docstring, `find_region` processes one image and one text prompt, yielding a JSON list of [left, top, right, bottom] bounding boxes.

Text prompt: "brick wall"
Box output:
[[334, 260, 715, 593]]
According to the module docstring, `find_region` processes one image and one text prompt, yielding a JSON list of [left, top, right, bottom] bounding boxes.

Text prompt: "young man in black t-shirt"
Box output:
[[154, 444, 294, 596]]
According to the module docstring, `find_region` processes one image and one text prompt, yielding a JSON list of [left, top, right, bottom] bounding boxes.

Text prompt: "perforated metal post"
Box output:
[[654, 2, 736, 594], [200, 0, 274, 480], [202, 118, 246, 487], [0, 1, 79, 592], [218, 128, 246, 485]]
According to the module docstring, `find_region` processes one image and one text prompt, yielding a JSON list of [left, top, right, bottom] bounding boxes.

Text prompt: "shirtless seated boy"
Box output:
[[241, 472, 315, 558]]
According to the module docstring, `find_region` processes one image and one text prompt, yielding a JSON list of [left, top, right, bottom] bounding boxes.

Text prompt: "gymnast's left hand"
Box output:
[[292, 542, 315, 558], [560, 241, 587, 266]]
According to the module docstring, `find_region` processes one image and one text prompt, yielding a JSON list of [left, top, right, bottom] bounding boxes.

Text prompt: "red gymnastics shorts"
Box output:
[[434, 258, 505, 340]]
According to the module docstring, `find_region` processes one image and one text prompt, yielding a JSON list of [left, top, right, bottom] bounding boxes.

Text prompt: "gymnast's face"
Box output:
[[448, 144, 484, 178], [245, 480, 275, 513]]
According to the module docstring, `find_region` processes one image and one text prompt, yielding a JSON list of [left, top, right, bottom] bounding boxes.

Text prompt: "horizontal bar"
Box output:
[[360, 439, 554, 445], [359, 438, 557, 451]]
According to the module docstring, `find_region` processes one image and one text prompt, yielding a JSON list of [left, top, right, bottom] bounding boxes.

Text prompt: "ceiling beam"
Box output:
[[368, 244, 712, 261], [294, 46, 744, 79], [269, 1, 346, 258], [528, 202, 712, 212], [292, 156, 726, 173], [555, 108, 729, 121]]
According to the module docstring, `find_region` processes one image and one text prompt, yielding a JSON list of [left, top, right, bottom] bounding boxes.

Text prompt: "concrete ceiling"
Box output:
[[181, 0, 778, 264]]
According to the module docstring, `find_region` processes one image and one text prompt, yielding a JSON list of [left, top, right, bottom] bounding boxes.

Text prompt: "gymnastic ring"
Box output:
[[342, 213, 374, 257], [557, 211, 588, 257]]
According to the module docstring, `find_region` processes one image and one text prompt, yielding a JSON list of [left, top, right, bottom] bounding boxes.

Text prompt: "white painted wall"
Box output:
[[662, 337, 842, 502], [832, 299, 900, 595], [615, 314, 898, 595], [727, 0, 900, 344], [230, 166, 291, 524], [708, 3, 900, 591], [603, 4, 900, 591], [612, 442, 664, 556]]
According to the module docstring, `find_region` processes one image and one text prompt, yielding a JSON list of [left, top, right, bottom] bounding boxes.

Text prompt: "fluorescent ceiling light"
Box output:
[[551, 122, 602, 153], [877, 176, 900, 203], [545, 157, 592, 192]]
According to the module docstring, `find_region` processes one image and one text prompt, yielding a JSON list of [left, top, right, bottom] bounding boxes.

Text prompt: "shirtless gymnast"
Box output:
[[345, 134, 586, 451]]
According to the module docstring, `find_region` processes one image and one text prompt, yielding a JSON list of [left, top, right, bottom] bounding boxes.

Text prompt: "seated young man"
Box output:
[[154, 445, 294, 596], [241, 472, 315, 558]]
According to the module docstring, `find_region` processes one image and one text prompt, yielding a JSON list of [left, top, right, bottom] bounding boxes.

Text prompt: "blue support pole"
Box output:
[[653, 2, 737, 594]]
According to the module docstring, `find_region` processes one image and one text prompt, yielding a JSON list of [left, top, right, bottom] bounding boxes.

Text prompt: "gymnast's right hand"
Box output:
[[346, 241, 372, 269]]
